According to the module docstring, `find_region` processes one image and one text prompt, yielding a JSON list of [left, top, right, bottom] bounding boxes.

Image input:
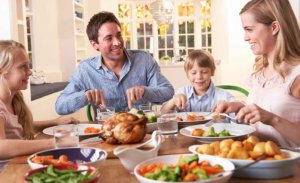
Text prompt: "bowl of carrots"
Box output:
[[134, 154, 234, 183], [24, 164, 100, 183], [27, 147, 107, 170]]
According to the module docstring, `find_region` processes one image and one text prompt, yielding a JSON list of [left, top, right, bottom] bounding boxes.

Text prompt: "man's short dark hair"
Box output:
[[86, 11, 121, 43]]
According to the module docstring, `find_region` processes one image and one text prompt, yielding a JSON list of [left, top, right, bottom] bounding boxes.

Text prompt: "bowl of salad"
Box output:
[[23, 164, 100, 183], [129, 108, 158, 133], [134, 154, 234, 183]]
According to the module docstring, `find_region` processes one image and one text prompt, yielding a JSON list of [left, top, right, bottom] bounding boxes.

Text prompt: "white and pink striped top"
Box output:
[[246, 64, 300, 147]]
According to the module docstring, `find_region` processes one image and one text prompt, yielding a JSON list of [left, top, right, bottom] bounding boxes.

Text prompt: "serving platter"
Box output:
[[180, 123, 256, 143], [189, 145, 300, 179], [43, 124, 102, 137]]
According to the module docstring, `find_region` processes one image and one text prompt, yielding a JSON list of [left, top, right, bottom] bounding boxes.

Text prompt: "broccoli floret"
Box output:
[[178, 154, 199, 165], [192, 168, 209, 179], [202, 127, 217, 137], [218, 129, 230, 137], [145, 112, 157, 123]]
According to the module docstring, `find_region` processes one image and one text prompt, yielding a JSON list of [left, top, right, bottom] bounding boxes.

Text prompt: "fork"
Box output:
[[217, 113, 240, 124]]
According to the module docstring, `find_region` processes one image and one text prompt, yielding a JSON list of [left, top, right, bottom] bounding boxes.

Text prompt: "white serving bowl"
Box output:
[[189, 145, 300, 179], [27, 147, 107, 169], [134, 154, 235, 183]]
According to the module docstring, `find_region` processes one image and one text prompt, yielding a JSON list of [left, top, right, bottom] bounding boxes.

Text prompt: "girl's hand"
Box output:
[[236, 104, 274, 125], [56, 117, 79, 125], [212, 100, 245, 114], [172, 94, 187, 110]]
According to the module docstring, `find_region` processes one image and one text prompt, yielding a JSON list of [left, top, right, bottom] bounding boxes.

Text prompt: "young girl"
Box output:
[[0, 40, 77, 163], [160, 50, 235, 114]]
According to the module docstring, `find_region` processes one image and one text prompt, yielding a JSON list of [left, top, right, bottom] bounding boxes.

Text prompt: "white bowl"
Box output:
[[134, 154, 234, 183], [189, 145, 300, 179], [27, 147, 107, 169]]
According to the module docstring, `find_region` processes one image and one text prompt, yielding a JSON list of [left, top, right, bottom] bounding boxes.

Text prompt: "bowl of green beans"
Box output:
[[23, 164, 100, 183]]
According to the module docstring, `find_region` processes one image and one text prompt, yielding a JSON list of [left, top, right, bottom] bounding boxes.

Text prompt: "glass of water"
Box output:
[[96, 106, 115, 122], [53, 125, 79, 148], [157, 114, 178, 138]]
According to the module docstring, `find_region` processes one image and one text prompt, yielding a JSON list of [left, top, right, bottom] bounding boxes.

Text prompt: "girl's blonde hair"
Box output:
[[0, 40, 34, 139], [240, 0, 300, 77], [184, 49, 216, 75]]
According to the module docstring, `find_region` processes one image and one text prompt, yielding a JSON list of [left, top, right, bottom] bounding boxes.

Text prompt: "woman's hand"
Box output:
[[236, 104, 275, 125], [212, 100, 245, 114]]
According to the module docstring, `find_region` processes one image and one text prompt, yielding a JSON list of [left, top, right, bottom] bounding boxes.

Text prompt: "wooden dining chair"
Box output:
[[216, 85, 249, 96]]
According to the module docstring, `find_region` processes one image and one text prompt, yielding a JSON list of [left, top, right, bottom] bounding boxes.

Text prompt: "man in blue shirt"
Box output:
[[55, 11, 174, 114]]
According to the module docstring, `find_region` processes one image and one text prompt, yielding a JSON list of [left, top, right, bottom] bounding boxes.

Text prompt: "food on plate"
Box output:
[[84, 127, 100, 134], [100, 112, 147, 144], [137, 154, 224, 181], [195, 135, 287, 160], [176, 114, 206, 122], [186, 114, 205, 121], [191, 129, 204, 136], [128, 108, 157, 123], [191, 127, 231, 137], [31, 155, 73, 166], [25, 165, 99, 183]]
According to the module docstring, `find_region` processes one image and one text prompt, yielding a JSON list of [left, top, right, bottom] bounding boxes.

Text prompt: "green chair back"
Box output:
[[86, 104, 93, 122], [216, 85, 249, 96]]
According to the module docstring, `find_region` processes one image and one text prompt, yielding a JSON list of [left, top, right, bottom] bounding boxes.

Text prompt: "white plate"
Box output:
[[189, 145, 300, 179], [180, 123, 256, 143], [134, 153, 234, 183], [43, 124, 102, 136]]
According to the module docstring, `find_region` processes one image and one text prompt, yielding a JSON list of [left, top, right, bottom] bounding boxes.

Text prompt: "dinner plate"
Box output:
[[179, 123, 256, 143], [189, 145, 300, 179], [173, 112, 213, 128], [43, 124, 102, 136]]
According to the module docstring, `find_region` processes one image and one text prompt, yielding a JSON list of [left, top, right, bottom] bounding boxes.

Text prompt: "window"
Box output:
[[118, 0, 212, 62], [25, 0, 34, 68]]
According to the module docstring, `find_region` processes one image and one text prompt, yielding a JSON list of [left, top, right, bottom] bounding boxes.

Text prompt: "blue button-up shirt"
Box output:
[[175, 82, 235, 112], [55, 50, 174, 114]]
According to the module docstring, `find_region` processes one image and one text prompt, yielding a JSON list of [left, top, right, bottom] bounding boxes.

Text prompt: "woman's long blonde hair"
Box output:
[[240, 0, 300, 77], [0, 40, 34, 139]]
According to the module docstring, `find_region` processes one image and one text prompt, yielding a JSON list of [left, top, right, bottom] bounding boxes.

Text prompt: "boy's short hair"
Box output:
[[86, 11, 121, 43], [184, 50, 216, 76]]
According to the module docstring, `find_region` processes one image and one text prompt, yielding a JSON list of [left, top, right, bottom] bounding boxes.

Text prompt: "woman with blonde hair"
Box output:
[[213, 0, 300, 147], [0, 40, 77, 167]]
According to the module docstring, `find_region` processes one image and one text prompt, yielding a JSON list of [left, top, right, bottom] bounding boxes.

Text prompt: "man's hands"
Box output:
[[85, 89, 106, 107], [85, 86, 146, 109], [126, 86, 145, 109]]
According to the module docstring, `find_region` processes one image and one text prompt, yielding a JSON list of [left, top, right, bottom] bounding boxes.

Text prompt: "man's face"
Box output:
[[91, 22, 124, 62]]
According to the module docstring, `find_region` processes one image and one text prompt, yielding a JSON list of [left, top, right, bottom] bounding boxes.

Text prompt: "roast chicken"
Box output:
[[99, 113, 147, 144]]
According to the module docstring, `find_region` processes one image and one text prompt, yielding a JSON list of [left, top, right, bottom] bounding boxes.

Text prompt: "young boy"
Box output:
[[161, 50, 235, 114]]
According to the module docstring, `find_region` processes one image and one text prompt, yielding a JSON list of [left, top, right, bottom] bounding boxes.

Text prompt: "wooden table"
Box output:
[[0, 134, 299, 183]]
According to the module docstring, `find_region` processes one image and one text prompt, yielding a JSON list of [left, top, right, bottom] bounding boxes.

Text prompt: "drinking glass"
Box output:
[[157, 114, 178, 138], [53, 125, 79, 148], [96, 106, 115, 122]]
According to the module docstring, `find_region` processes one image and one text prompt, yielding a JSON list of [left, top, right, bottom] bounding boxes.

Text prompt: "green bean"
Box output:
[[26, 165, 99, 183]]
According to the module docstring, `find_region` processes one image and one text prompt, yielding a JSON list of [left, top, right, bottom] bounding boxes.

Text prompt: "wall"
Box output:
[[212, 0, 254, 89]]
